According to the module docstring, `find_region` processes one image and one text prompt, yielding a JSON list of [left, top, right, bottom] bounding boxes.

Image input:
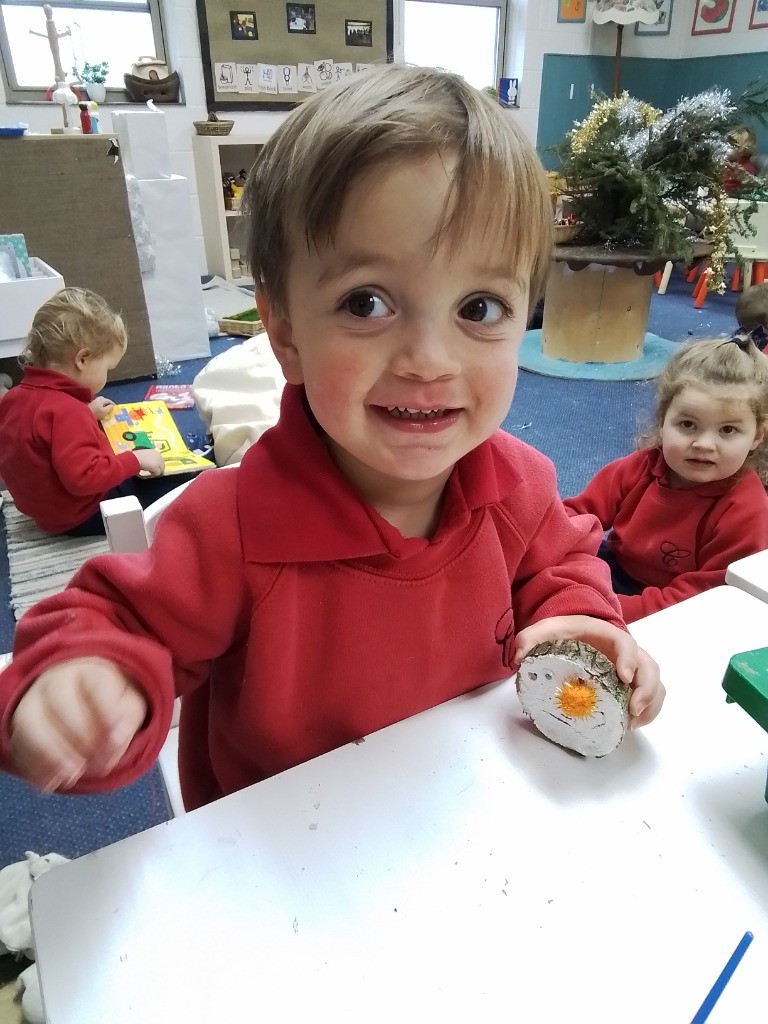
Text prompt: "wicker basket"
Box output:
[[218, 309, 264, 337], [194, 119, 234, 137], [554, 222, 583, 244]]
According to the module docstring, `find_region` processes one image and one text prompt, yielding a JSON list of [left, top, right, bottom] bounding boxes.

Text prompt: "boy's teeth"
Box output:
[[386, 406, 447, 420]]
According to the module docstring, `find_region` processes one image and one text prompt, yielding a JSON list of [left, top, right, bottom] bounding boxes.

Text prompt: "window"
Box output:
[[403, 0, 507, 92], [0, 0, 166, 102]]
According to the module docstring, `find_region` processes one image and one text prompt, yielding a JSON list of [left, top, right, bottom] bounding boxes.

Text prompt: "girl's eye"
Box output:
[[678, 419, 695, 430], [342, 291, 390, 319], [721, 425, 737, 436], [459, 296, 508, 325]]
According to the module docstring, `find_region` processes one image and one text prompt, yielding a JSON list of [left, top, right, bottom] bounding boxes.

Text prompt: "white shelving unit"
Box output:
[[192, 132, 273, 285]]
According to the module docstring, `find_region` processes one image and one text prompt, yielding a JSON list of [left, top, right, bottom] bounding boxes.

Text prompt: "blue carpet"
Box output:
[[520, 329, 676, 381]]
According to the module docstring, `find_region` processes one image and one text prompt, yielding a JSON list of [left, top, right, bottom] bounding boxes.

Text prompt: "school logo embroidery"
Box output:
[[659, 541, 691, 567]]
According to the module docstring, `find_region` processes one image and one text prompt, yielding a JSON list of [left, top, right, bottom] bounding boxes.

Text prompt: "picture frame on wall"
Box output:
[[635, 0, 673, 34], [345, 19, 373, 45], [557, 0, 586, 22], [692, 0, 736, 35], [229, 10, 257, 39], [286, 3, 316, 33], [749, 0, 768, 29]]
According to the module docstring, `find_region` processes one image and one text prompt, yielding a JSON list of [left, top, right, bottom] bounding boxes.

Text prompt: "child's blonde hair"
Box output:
[[736, 282, 768, 331], [244, 64, 553, 319], [20, 287, 127, 368], [640, 336, 768, 484]]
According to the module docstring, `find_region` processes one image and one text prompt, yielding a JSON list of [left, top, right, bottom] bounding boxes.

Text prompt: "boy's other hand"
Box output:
[[8, 657, 148, 793], [89, 396, 115, 421], [511, 615, 665, 730], [135, 449, 166, 477]]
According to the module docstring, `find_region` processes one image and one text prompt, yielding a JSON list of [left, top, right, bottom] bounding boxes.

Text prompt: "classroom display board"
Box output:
[[196, 0, 394, 110]]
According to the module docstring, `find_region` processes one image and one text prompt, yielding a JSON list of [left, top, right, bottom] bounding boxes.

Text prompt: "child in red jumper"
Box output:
[[565, 336, 768, 622], [0, 66, 664, 810], [0, 287, 165, 536]]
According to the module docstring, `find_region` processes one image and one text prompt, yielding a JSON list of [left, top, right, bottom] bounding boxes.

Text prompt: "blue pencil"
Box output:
[[690, 931, 754, 1024]]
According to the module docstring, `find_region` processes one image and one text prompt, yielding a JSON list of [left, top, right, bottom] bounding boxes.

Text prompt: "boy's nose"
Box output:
[[692, 433, 717, 450], [390, 321, 461, 381]]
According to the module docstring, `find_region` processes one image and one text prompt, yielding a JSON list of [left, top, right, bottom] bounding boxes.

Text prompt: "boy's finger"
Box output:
[[8, 713, 85, 792]]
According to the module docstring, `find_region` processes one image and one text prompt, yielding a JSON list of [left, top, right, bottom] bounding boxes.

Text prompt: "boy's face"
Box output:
[[262, 155, 531, 502], [75, 342, 125, 395]]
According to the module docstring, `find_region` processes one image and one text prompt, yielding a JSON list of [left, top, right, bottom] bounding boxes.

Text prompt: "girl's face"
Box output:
[[661, 385, 764, 489], [74, 342, 126, 395]]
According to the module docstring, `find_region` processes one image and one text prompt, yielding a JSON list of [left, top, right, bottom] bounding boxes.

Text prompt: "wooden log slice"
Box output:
[[517, 639, 630, 756]]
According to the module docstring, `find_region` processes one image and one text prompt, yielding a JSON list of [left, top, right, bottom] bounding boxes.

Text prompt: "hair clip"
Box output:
[[749, 325, 768, 353]]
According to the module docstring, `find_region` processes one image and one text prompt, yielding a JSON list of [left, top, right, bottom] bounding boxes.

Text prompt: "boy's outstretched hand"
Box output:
[[9, 657, 148, 793], [511, 616, 665, 729]]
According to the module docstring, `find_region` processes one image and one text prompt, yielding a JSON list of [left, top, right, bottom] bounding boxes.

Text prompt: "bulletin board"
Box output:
[[196, 0, 394, 111]]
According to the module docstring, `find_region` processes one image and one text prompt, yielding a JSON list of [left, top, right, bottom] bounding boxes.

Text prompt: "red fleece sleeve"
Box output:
[[0, 470, 247, 791], [44, 404, 139, 495], [563, 455, 635, 530]]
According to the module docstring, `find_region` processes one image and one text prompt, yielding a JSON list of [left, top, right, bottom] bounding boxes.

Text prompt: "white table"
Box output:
[[727, 548, 768, 604], [30, 586, 768, 1024]]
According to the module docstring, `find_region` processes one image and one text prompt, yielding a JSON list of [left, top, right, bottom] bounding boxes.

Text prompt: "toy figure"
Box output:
[[78, 102, 91, 134], [29, 3, 70, 88], [88, 101, 100, 133]]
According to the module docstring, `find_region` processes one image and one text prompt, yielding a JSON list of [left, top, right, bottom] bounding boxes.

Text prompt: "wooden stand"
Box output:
[[542, 260, 653, 364]]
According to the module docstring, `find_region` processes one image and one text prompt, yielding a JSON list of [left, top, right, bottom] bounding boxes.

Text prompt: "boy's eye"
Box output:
[[342, 291, 390, 319], [678, 419, 696, 430], [721, 425, 738, 436], [459, 296, 508, 325]]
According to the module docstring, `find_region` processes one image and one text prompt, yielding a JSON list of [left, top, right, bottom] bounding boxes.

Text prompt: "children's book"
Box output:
[[101, 401, 215, 475], [143, 384, 195, 409]]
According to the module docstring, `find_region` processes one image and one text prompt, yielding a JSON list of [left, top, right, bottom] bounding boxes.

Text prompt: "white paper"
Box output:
[[277, 65, 298, 93], [257, 63, 278, 94], [333, 62, 353, 83], [112, 108, 171, 180], [297, 63, 317, 92], [236, 63, 258, 93], [215, 62, 238, 93], [314, 59, 334, 89], [356, 63, 374, 73]]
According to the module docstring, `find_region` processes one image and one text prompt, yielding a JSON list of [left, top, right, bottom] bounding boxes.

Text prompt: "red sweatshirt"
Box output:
[[0, 367, 140, 533], [564, 447, 768, 621], [0, 385, 623, 811]]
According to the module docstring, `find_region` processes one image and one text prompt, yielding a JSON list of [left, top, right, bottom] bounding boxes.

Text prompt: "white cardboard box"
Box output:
[[112, 108, 172, 181], [136, 175, 211, 362], [0, 257, 65, 357]]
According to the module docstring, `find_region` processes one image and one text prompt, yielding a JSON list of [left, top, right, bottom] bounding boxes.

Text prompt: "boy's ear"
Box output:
[[255, 289, 304, 385], [73, 348, 91, 371]]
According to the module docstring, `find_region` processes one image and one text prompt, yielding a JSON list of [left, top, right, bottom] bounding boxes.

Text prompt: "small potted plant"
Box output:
[[73, 61, 109, 103]]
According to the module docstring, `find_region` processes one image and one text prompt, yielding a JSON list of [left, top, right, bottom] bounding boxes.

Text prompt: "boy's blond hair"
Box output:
[[244, 64, 553, 320], [639, 336, 768, 484], [20, 287, 127, 368]]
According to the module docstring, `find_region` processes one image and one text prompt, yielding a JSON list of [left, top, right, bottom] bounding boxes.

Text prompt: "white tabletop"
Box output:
[[30, 586, 768, 1024], [726, 548, 768, 604]]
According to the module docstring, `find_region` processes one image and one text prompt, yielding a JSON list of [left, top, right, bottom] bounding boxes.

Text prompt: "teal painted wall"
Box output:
[[537, 51, 768, 169]]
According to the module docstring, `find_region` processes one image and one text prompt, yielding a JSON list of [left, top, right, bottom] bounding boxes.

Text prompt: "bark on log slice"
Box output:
[[517, 639, 630, 757]]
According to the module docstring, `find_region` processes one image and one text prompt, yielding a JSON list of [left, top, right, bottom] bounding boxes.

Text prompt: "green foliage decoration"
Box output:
[[555, 83, 768, 292]]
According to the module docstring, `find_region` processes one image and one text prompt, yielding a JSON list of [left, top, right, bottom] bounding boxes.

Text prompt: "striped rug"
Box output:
[[1, 492, 109, 620]]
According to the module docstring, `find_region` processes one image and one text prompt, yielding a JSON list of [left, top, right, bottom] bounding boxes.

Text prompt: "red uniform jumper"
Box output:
[[0, 367, 140, 533], [0, 385, 624, 811], [564, 447, 768, 622]]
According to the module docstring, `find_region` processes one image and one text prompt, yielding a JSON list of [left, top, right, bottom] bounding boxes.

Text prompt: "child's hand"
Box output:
[[8, 657, 148, 793], [511, 615, 665, 729], [88, 396, 115, 421], [135, 449, 166, 477]]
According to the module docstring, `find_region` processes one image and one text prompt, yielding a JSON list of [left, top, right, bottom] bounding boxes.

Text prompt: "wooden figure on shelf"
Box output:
[[88, 101, 100, 134], [30, 3, 70, 88], [78, 102, 91, 134], [517, 639, 630, 756]]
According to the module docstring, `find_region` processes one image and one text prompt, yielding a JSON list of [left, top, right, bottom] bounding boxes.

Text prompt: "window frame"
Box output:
[[403, 0, 508, 87], [0, 0, 168, 103]]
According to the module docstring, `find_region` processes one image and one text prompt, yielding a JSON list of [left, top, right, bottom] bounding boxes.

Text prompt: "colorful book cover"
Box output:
[[143, 383, 195, 409], [101, 401, 215, 475]]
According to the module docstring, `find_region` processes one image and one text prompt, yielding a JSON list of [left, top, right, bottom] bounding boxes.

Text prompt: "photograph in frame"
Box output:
[[635, 0, 674, 35], [345, 19, 373, 46], [286, 3, 316, 33], [749, 0, 768, 28], [692, 0, 736, 35], [230, 10, 257, 39], [557, 0, 586, 23]]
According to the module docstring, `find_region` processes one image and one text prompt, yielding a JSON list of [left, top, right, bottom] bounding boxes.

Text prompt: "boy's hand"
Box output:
[[8, 658, 148, 793], [135, 449, 166, 477], [88, 396, 115, 421], [511, 615, 665, 729]]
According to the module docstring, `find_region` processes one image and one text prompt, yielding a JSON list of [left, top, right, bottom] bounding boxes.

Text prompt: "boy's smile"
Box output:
[[261, 154, 531, 529]]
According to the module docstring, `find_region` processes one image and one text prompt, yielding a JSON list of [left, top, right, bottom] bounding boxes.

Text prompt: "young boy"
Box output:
[[0, 66, 664, 811], [735, 282, 768, 354], [0, 287, 165, 535]]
